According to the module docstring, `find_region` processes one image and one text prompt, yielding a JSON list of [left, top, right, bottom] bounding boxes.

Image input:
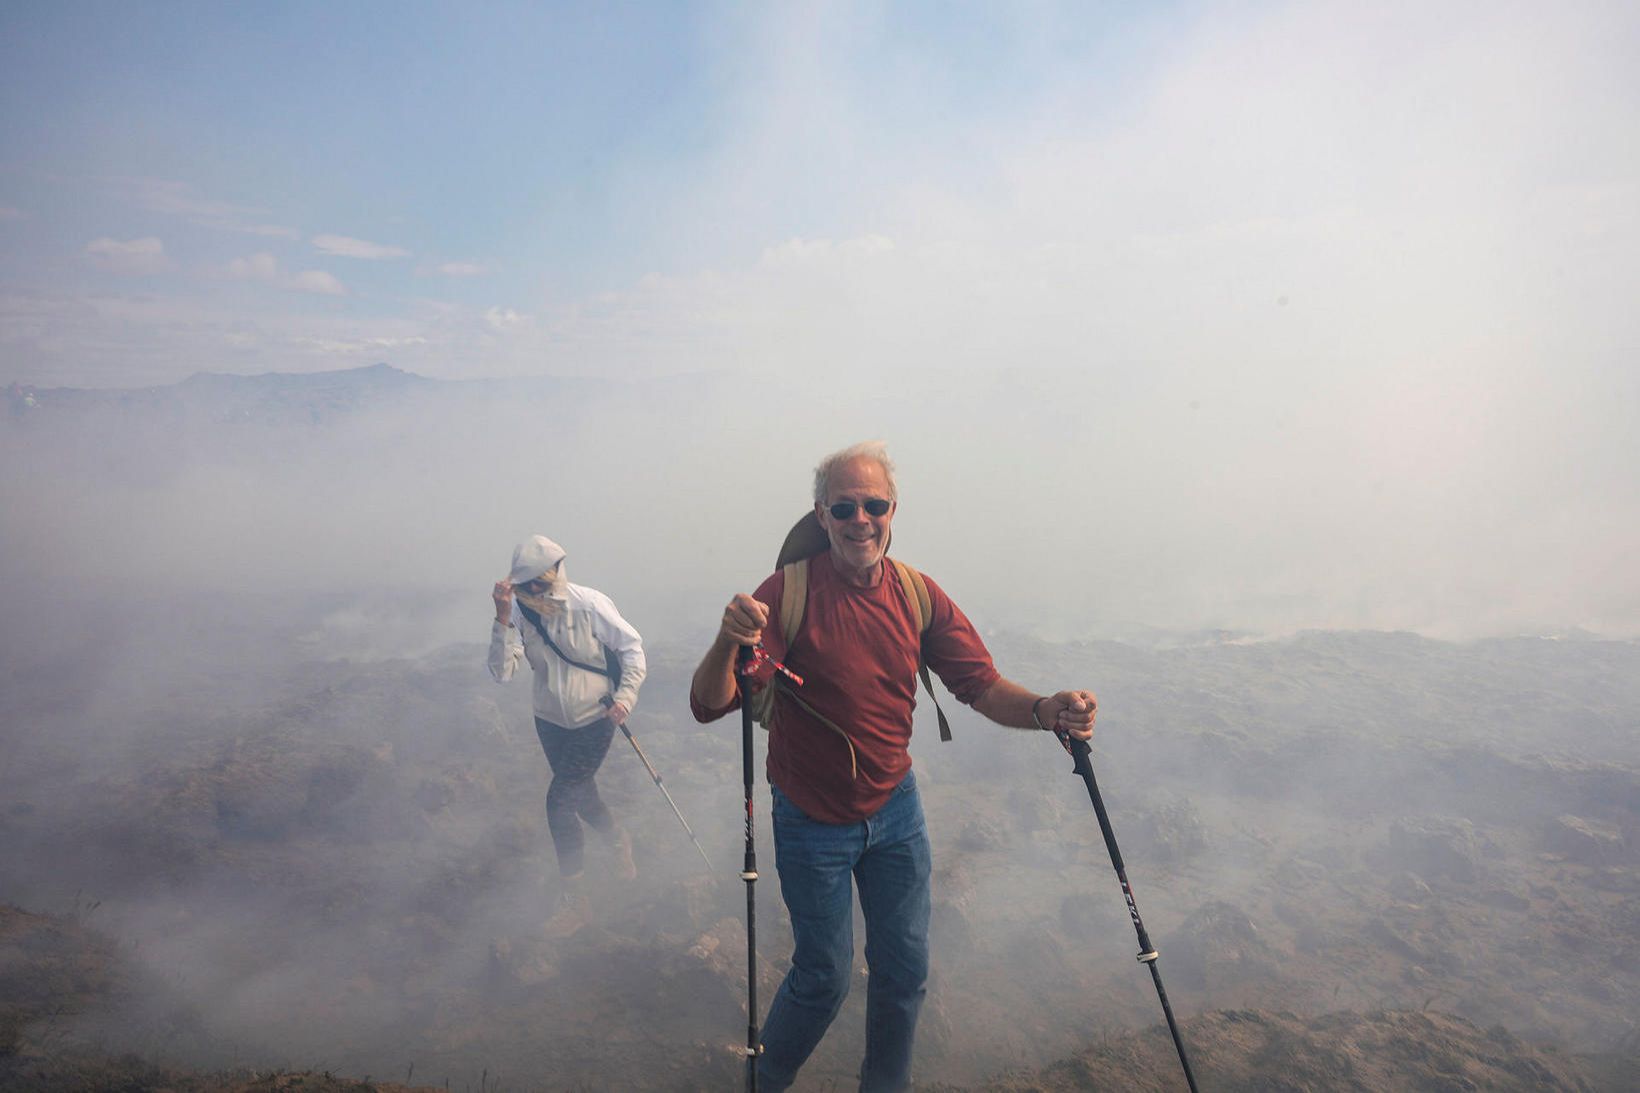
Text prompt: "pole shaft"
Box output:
[[738, 645, 761, 1092], [1066, 736, 1200, 1093], [618, 723, 713, 871]]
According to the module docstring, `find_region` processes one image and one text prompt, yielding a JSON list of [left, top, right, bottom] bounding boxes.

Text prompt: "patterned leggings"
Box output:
[[534, 715, 617, 877]]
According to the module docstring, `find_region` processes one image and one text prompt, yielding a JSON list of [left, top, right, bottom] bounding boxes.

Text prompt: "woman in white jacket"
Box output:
[[489, 535, 647, 909]]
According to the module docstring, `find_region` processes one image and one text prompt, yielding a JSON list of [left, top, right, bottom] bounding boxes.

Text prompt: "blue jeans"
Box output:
[[758, 770, 932, 1093]]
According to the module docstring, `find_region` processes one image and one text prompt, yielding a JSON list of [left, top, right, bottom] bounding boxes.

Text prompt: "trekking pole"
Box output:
[[1053, 728, 1201, 1093], [736, 644, 762, 1092], [615, 721, 714, 872]]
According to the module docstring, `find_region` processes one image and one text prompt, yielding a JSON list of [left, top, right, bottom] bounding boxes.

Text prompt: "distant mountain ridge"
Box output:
[[7, 362, 632, 430], [8, 362, 432, 428], [28, 361, 425, 398], [173, 361, 428, 397], [7, 362, 723, 429]]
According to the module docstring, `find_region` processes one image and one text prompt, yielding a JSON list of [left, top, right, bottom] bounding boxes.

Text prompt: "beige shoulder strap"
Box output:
[[780, 558, 808, 651], [753, 556, 860, 775], [891, 559, 931, 633], [749, 558, 808, 732], [891, 559, 952, 742]]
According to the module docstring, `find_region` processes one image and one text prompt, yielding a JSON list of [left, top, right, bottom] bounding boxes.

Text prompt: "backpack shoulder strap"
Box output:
[[780, 558, 808, 651], [890, 560, 952, 742], [755, 561, 861, 776], [749, 558, 809, 732], [891, 559, 931, 634]]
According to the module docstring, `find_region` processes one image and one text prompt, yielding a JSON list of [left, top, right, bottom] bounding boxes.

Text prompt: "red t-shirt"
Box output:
[[692, 552, 1001, 824]]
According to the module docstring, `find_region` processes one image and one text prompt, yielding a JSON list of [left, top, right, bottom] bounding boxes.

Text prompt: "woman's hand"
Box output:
[[492, 579, 513, 624]]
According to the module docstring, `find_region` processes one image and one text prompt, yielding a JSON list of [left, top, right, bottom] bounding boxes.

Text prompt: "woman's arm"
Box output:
[[487, 580, 524, 682]]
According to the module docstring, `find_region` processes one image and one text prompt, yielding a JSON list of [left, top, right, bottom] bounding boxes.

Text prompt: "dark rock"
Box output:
[[1165, 900, 1278, 990], [1387, 818, 1482, 883], [1543, 814, 1629, 866]]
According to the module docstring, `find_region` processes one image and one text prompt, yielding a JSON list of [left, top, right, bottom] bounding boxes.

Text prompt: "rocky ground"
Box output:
[[2, 624, 1637, 1090], [925, 1009, 1603, 1092]]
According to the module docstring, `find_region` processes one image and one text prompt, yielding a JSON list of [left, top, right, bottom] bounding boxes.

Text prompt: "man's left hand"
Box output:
[[1045, 690, 1097, 740], [607, 701, 630, 726]]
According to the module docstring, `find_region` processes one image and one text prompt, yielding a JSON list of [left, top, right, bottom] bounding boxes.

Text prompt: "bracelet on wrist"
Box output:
[[1032, 696, 1053, 731]]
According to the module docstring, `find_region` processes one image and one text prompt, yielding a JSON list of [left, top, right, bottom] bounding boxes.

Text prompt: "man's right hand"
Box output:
[[691, 593, 771, 715], [718, 593, 768, 647], [492, 579, 513, 624]]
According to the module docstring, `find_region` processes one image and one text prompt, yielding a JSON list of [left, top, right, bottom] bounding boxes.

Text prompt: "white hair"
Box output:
[[813, 440, 897, 503]]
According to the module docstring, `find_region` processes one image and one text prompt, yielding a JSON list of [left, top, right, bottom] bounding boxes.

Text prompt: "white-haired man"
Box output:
[[690, 442, 1096, 1093]]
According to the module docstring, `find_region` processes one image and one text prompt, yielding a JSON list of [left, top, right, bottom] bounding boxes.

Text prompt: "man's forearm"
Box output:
[[690, 636, 741, 711], [973, 677, 1047, 731]]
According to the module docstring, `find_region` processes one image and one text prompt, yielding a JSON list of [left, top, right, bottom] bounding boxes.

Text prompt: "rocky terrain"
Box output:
[[2, 615, 1636, 1090]]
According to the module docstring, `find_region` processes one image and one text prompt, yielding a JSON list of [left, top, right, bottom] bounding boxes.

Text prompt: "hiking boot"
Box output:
[[612, 828, 637, 880], [543, 882, 589, 939]]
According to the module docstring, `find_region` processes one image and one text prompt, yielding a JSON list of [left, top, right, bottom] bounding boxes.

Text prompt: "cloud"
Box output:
[[483, 306, 529, 330], [292, 334, 429, 355], [289, 270, 348, 295], [226, 253, 348, 295], [312, 234, 411, 260], [120, 178, 300, 238], [225, 252, 280, 281], [0, 206, 24, 221], [437, 261, 487, 277], [85, 236, 173, 275]]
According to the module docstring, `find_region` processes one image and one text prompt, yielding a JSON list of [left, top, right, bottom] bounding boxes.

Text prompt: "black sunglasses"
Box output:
[[827, 498, 892, 520]]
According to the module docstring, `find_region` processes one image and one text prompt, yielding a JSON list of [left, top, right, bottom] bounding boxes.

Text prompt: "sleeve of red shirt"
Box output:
[[688, 569, 785, 723], [917, 570, 1002, 705]]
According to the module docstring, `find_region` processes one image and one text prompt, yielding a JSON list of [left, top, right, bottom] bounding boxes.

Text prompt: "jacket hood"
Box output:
[[509, 535, 567, 583]]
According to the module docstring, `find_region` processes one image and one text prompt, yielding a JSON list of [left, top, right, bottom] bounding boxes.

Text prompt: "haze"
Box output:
[[3, 7, 1640, 1089], [4, 2, 1637, 644]]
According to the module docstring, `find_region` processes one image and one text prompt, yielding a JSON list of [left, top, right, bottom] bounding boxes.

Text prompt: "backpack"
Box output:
[[751, 511, 953, 744]]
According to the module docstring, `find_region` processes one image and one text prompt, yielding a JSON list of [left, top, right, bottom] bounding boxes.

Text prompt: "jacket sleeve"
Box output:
[[488, 612, 525, 683], [589, 591, 647, 713]]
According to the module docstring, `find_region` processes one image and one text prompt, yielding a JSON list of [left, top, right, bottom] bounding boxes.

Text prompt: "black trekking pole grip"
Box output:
[[1056, 730, 1201, 1092], [736, 644, 761, 1091]]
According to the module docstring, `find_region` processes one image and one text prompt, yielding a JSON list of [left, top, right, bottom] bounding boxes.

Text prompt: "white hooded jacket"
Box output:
[[488, 582, 647, 729]]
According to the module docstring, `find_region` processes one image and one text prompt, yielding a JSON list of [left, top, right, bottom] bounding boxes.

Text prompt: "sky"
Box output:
[[5, 0, 1631, 388], [2, 0, 1639, 640]]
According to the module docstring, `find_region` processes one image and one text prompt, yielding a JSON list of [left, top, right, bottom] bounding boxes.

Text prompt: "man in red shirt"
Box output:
[[690, 441, 1097, 1093]]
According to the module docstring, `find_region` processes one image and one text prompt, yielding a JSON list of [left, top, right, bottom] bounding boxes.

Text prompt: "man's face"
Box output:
[[816, 456, 896, 575]]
